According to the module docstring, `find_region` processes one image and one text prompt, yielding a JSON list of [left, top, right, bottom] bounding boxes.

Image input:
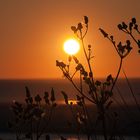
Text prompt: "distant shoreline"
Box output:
[[0, 77, 140, 80]]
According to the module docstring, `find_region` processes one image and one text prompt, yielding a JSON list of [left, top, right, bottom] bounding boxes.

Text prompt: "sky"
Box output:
[[0, 0, 140, 79]]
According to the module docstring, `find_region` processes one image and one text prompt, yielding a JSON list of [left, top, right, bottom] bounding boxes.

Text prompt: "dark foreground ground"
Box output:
[[0, 103, 140, 136]]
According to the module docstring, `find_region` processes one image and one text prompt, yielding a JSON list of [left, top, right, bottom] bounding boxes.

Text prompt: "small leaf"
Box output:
[[95, 80, 101, 86], [117, 42, 125, 54], [77, 22, 83, 30], [132, 17, 136, 24], [122, 22, 128, 29], [60, 62, 66, 68], [30, 97, 33, 104], [44, 91, 49, 98], [110, 35, 114, 40], [99, 28, 108, 38], [56, 60, 66, 68], [134, 24, 138, 30], [56, 60, 60, 67], [129, 22, 133, 31], [106, 74, 113, 83], [126, 40, 130, 46], [88, 44, 91, 49], [76, 63, 83, 71], [126, 44, 132, 52], [71, 26, 77, 33], [61, 91, 68, 105], [73, 56, 79, 64], [25, 86, 30, 97], [50, 88, 55, 102], [118, 24, 123, 30], [84, 16, 88, 24], [35, 94, 41, 103], [44, 92, 50, 105]]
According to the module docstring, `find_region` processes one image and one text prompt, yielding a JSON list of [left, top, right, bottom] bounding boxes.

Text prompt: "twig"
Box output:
[[122, 68, 140, 113]]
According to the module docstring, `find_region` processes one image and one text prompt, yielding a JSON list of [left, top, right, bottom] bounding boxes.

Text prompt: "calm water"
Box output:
[[0, 79, 79, 103], [0, 78, 140, 104], [0, 78, 140, 139]]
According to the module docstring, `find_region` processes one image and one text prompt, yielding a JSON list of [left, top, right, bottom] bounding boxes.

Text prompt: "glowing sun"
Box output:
[[64, 39, 80, 55]]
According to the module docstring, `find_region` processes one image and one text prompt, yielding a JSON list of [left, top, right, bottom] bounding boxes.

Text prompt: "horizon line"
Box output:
[[0, 77, 140, 80]]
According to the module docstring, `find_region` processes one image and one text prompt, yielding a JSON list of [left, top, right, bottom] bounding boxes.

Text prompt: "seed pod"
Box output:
[[84, 16, 88, 24]]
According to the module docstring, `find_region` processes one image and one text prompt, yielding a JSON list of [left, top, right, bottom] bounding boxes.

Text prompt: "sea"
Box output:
[[0, 78, 140, 140]]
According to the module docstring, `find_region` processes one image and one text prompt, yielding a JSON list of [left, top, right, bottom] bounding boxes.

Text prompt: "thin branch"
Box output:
[[107, 36, 121, 57], [80, 72, 83, 93], [38, 105, 54, 138], [115, 85, 130, 111], [122, 68, 140, 113], [128, 31, 138, 45], [111, 58, 123, 92], [69, 78, 95, 103], [82, 25, 88, 39], [136, 29, 140, 34], [80, 31, 98, 101], [71, 70, 77, 79]]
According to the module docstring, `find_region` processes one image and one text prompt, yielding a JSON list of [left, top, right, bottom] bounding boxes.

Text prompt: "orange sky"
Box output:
[[0, 0, 140, 79]]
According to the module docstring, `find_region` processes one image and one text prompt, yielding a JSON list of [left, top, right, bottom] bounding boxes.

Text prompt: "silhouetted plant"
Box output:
[[56, 16, 135, 140], [100, 19, 140, 114], [117, 17, 140, 53], [8, 86, 57, 140]]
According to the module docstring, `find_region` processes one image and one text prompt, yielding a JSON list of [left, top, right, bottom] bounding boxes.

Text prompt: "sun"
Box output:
[[64, 39, 80, 55]]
